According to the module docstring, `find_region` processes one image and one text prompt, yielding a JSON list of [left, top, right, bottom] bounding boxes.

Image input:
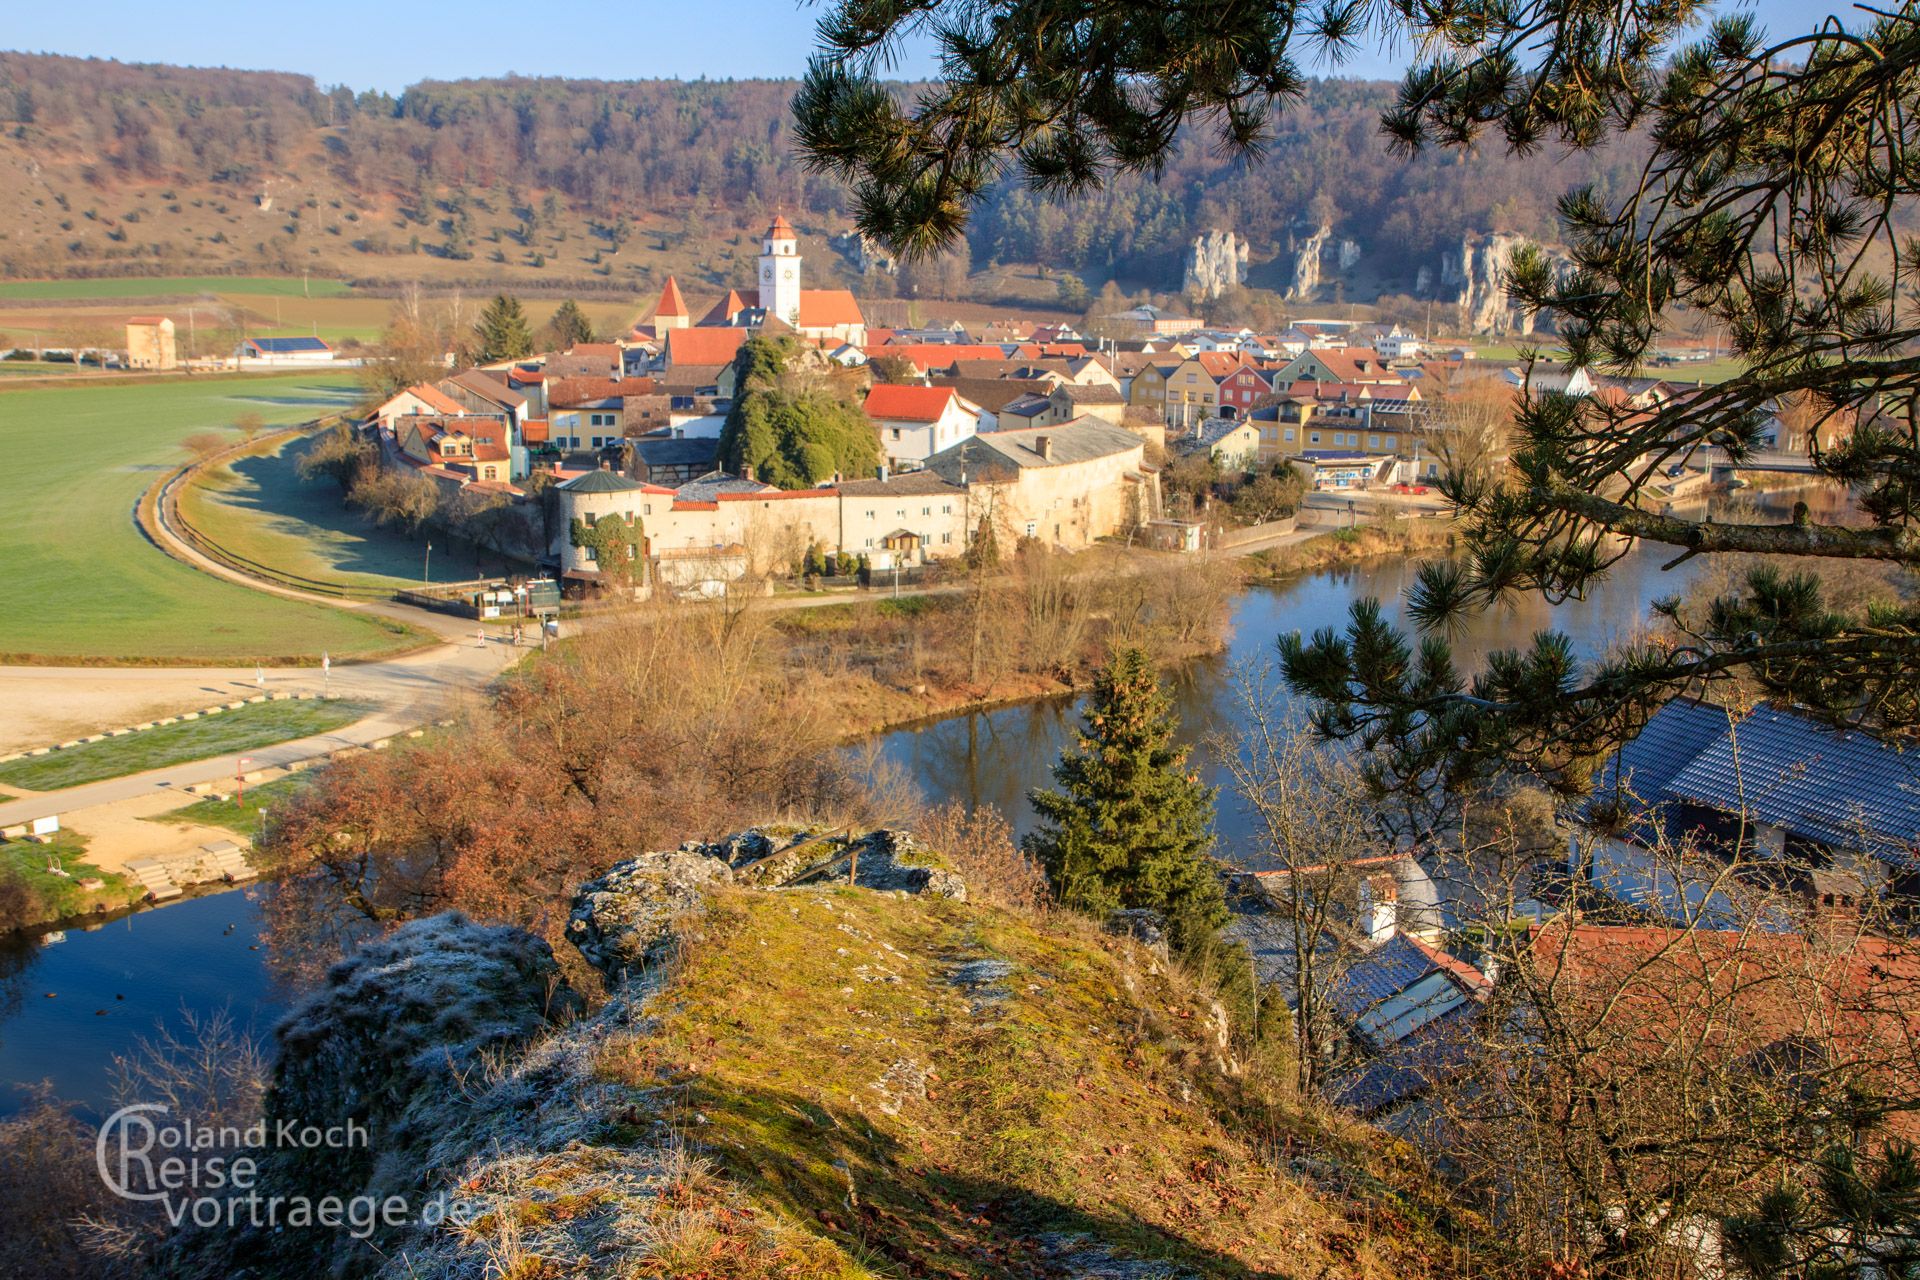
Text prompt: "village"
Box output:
[[267, 213, 1830, 607]]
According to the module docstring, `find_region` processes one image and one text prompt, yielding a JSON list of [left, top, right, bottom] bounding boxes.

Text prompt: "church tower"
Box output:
[[760, 214, 801, 328]]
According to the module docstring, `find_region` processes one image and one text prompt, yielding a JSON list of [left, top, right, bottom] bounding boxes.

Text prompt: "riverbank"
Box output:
[[1239, 514, 1456, 581]]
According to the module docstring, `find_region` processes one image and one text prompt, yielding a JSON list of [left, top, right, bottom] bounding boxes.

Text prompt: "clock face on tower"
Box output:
[[782, 268, 794, 280], [763, 266, 772, 282]]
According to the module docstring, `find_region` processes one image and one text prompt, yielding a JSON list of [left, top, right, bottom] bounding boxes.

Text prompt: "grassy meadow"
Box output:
[[0, 373, 426, 662], [0, 700, 367, 791], [178, 432, 454, 591]]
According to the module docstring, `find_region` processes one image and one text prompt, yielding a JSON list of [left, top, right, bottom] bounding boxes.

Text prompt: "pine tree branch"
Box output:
[[1539, 477, 1920, 563]]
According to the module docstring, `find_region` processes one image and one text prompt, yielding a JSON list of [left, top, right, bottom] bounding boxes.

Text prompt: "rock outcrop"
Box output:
[[1436, 231, 1573, 335], [151, 825, 1470, 1280], [1286, 224, 1362, 301], [1182, 228, 1250, 299], [569, 827, 966, 983]]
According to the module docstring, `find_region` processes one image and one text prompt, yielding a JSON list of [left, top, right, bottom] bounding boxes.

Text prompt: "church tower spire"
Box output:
[[760, 214, 801, 328]]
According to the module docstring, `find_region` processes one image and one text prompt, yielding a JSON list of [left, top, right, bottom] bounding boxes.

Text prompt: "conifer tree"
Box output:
[[472, 294, 534, 364], [546, 298, 596, 349], [1024, 648, 1225, 949]]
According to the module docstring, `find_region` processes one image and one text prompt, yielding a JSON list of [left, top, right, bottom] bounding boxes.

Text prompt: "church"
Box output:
[[644, 215, 867, 347]]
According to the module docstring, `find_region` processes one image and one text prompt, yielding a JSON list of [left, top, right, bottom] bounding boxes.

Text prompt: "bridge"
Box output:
[[1696, 447, 1826, 479]]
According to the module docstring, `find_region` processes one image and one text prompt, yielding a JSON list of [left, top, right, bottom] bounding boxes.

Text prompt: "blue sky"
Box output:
[[2, 0, 1861, 93]]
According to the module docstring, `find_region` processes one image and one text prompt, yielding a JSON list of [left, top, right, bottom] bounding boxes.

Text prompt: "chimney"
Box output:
[[1035, 435, 1053, 461], [743, 462, 755, 483], [1358, 873, 1398, 943]]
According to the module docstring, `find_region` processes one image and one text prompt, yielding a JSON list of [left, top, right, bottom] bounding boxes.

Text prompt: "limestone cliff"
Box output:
[[1286, 224, 1362, 302], [1434, 232, 1573, 335], [158, 827, 1472, 1280], [1182, 228, 1250, 299]]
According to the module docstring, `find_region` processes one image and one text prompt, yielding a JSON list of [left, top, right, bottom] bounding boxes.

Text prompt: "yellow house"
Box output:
[[1249, 385, 1424, 462], [126, 316, 177, 371]]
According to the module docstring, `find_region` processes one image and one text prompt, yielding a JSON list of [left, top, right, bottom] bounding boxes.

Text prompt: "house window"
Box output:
[[1185, 373, 1196, 383], [942, 504, 951, 514], [590, 437, 603, 448], [922, 506, 931, 516], [1386, 435, 1397, 449], [1025, 521, 1037, 538], [1283, 428, 1296, 443], [891, 428, 902, 440], [1368, 434, 1380, 449], [1309, 432, 1321, 445], [865, 510, 875, 520], [584, 547, 598, 562], [590, 412, 616, 427], [942, 532, 952, 544]]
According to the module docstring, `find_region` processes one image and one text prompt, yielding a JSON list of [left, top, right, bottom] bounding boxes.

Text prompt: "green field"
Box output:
[[0, 276, 352, 300], [0, 373, 428, 662], [0, 699, 368, 791], [179, 433, 462, 591], [147, 773, 312, 841]]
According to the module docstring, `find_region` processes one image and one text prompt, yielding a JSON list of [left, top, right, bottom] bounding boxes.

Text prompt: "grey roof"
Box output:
[[926, 419, 1142, 483], [632, 436, 719, 467], [1053, 383, 1125, 404], [1663, 707, 1920, 864], [1590, 698, 1733, 835], [837, 471, 965, 497], [929, 377, 1052, 414], [1593, 699, 1920, 868], [997, 394, 1053, 420], [675, 470, 776, 502], [1330, 1003, 1479, 1115], [558, 469, 644, 494]]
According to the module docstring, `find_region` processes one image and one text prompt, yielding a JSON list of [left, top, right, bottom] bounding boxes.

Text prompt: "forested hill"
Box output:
[[0, 51, 1643, 297]]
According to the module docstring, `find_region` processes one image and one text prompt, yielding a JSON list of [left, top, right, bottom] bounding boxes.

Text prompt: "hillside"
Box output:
[[154, 828, 1483, 1279], [0, 51, 1643, 306]]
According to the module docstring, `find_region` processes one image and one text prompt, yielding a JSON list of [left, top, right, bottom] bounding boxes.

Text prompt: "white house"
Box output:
[[863, 384, 983, 469]]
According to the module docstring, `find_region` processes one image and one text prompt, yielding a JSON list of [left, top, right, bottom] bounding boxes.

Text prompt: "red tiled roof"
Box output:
[[716, 488, 837, 501], [654, 276, 689, 319], [865, 384, 959, 423], [1195, 351, 1253, 378], [399, 383, 468, 416], [667, 328, 750, 367], [766, 214, 796, 239], [797, 289, 864, 329], [520, 417, 550, 444], [698, 290, 752, 327]]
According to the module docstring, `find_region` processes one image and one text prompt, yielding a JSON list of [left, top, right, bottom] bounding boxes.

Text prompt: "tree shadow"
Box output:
[[673, 1076, 1293, 1279]]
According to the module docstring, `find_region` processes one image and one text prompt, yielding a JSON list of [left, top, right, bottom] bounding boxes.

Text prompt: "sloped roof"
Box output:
[[1052, 383, 1125, 405], [667, 327, 750, 367], [1664, 707, 1920, 863], [926, 418, 1142, 482], [766, 213, 796, 239], [633, 436, 719, 467], [395, 383, 467, 416], [558, 468, 644, 494], [654, 276, 689, 319], [445, 369, 528, 410], [865, 383, 958, 422]]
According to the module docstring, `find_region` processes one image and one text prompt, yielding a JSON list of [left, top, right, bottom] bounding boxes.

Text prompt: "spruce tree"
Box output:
[[546, 298, 596, 349], [473, 294, 534, 364], [1024, 648, 1225, 949]]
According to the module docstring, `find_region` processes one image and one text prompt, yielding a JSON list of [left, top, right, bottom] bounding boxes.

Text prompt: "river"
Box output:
[[0, 493, 1823, 1112]]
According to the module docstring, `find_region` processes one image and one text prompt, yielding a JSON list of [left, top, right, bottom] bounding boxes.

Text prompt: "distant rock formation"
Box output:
[[835, 230, 896, 276], [1183, 229, 1250, 299], [1435, 232, 1573, 335], [1286, 225, 1362, 301]]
